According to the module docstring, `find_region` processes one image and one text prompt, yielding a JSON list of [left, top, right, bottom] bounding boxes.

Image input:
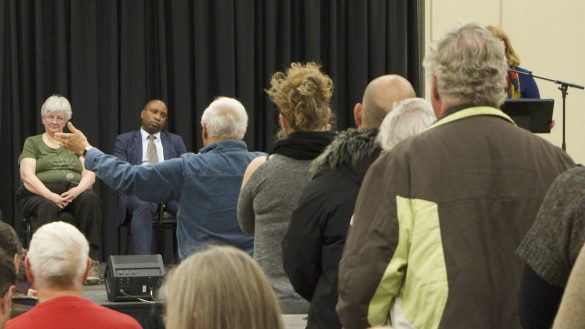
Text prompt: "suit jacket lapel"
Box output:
[[161, 131, 171, 160], [132, 130, 143, 165]]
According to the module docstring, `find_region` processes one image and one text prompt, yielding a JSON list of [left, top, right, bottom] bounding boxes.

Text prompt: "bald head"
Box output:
[[358, 75, 415, 128]]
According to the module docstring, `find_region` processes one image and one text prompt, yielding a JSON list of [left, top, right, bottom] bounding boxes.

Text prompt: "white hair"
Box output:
[[423, 23, 507, 106], [27, 221, 89, 289], [201, 97, 248, 140], [41, 94, 73, 120], [376, 98, 436, 150]]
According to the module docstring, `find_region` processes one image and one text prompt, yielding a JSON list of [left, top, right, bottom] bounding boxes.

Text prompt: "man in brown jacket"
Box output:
[[337, 23, 575, 329]]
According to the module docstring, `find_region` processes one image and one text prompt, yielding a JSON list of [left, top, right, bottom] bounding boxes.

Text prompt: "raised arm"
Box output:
[[56, 122, 183, 202], [85, 148, 183, 202]]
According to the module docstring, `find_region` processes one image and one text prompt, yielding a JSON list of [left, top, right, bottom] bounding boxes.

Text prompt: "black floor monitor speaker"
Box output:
[[105, 254, 166, 302]]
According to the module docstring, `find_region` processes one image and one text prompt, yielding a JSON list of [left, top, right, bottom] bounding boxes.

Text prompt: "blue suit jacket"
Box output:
[[113, 130, 187, 225]]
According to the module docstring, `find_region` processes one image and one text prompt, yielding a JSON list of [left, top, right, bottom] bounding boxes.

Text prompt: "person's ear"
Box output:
[[202, 124, 208, 140], [279, 114, 290, 131], [353, 103, 363, 127], [25, 257, 34, 284], [0, 285, 15, 314], [431, 76, 443, 117], [431, 76, 439, 102], [12, 253, 19, 275]]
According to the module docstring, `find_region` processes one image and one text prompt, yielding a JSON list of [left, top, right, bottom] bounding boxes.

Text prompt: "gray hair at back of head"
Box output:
[[423, 23, 507, 106], [201, 97, 248, 140], [376, 98, 436, 151], [41, 94, 73, 120], [27, 221, 89, 289]]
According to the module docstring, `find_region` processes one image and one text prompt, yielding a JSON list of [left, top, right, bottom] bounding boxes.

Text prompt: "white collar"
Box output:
[[140, 128, 161, 141]]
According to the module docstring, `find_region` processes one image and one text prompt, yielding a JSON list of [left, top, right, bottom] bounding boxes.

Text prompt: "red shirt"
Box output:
[[7, 296, 142, 329]]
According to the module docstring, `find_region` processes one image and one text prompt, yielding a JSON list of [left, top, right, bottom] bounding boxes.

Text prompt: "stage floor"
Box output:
[[83, 284, 307, 329]]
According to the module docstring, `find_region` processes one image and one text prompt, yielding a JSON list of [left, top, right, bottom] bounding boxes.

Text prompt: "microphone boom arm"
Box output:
[[508, 68, 584, 151]]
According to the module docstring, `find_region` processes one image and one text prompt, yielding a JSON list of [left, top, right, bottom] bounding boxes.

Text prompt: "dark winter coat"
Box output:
[[282, 128, 381, 329]]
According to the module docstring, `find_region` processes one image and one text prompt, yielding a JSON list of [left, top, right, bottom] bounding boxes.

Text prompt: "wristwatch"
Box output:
[[81, 145, 93, 157]]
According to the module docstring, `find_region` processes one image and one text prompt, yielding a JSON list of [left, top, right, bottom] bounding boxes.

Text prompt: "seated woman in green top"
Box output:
[[16, 95, 102, 284]]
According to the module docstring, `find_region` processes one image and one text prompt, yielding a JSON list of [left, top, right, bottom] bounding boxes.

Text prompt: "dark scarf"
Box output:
[[272, 130, 336, 160]]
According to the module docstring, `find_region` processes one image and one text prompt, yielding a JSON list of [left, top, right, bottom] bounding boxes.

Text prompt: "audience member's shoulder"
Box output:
[[249, 155, 268, 170], [556, 165, 585, 185], [94, 303, 142, 328], [253, 151, 267, 158], [22, 134, 42, 145], [241, 155, 269, 188]]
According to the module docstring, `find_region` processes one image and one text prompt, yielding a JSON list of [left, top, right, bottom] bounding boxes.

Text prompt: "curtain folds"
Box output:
[[0, 0, 419, 258]]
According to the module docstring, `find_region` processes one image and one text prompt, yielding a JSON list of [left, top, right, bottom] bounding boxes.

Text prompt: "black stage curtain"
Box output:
[[0, 0, 420, 259]]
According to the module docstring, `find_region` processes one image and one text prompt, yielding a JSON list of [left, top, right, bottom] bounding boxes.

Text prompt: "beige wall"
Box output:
[[423, 0, 585, 164]]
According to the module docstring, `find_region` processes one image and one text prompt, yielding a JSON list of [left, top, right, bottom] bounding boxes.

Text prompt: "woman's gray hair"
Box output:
[[376, 98, 436, 151], [41, 94, 73, 120], [423, 23, 507, 106], [201, 97, 248, 140], [27, 221, 89, 289]]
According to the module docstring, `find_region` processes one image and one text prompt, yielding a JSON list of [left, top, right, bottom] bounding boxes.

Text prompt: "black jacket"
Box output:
[[282, 128, 381, 329]]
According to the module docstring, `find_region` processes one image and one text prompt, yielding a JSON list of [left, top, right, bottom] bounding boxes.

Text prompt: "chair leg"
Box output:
[[172, 226, 178, 264], [117, 225, 122, 255], [126, 225, 132, 254]]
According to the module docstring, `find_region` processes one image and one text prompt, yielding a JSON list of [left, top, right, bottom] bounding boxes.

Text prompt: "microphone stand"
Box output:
[[509, 68, 584, 151]]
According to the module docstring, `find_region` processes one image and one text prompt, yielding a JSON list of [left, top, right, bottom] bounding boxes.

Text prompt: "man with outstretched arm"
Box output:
[[56, 97, 264, 260]]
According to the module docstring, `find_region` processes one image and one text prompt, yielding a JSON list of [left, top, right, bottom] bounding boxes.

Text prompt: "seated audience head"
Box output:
[[424, 23, 507, 117], [41, 95, 72, 134], [26, 221, 89, 291], [376, 98, 436, 151], [485, 25, 520, 66], [201, 97, 248, 146], [141, 99, 169, 134], [267, 62, 333, 137], [0, 250, 16, 328], [164, 245, 284, 329], [0, 221, 22, 271], [356, 75, 416, 128]]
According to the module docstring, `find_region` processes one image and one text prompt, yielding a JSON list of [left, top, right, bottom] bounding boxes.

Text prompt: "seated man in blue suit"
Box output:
[[114, 99, 186, 254]]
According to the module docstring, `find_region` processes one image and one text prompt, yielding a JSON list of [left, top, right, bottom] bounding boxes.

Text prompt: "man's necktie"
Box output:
[[147, 134, 159, 163]]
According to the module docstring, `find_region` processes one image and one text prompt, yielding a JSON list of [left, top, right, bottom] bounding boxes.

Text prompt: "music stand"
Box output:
[[508, 68, 584, 150], [500, 99, 554, 133]]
